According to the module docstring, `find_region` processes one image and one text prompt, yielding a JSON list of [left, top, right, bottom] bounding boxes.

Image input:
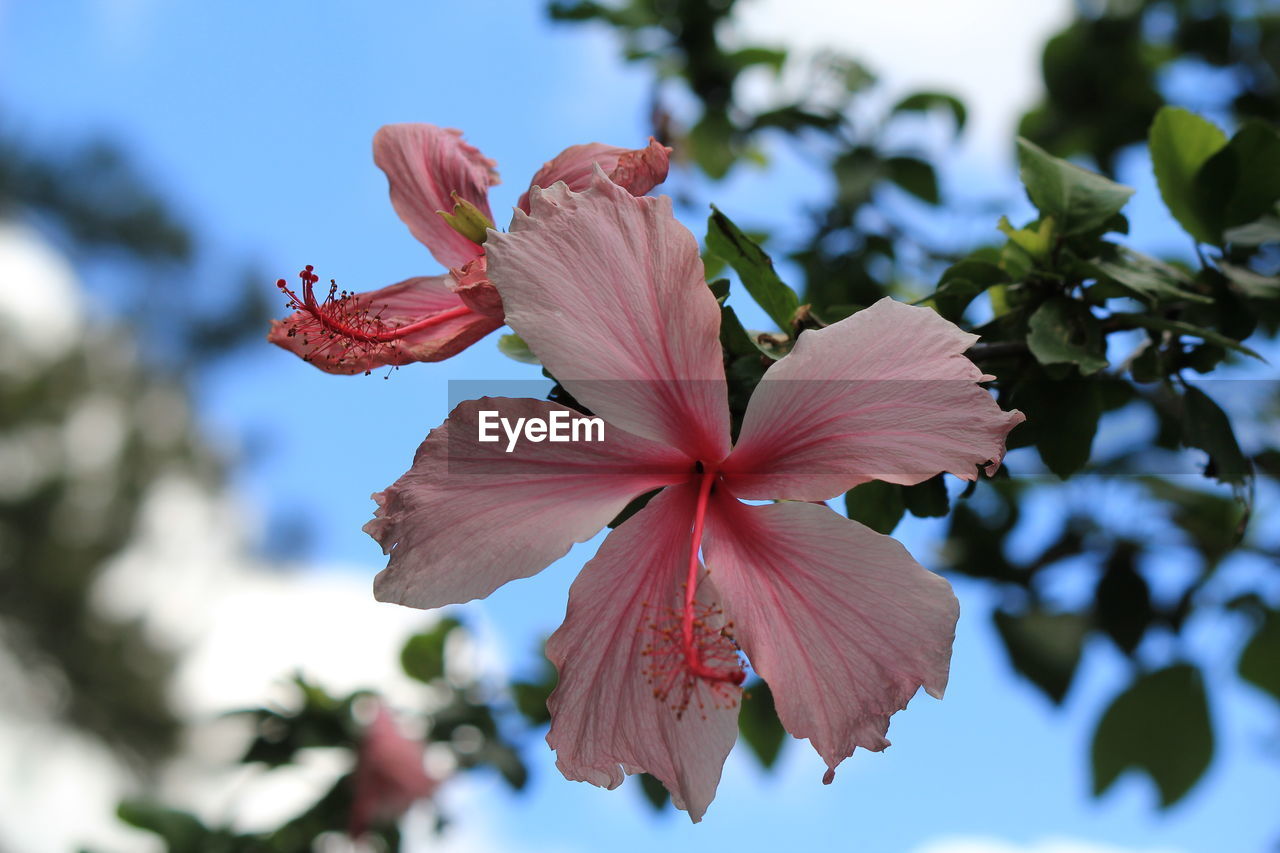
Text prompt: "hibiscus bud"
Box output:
[[437, 191, 494, 244]]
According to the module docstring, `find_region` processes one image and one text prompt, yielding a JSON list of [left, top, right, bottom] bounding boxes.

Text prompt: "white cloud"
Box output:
[[913, 836, 1187, 853], [735, 0, 1073, 159], [0, 221, 85, 367]]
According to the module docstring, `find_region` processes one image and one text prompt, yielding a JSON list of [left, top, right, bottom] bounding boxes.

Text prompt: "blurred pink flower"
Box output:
[[363, 173, 1023, 820], [269, 124, 670, 374], [348, 703, 438, 839]]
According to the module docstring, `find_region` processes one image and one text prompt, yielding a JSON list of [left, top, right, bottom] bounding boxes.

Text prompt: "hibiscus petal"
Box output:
[[366, 398, 691, 609], [516, 138, 671, 211], [373, 124, 500, 269], [268, 274, 501, 375], [703, 494, 958, 783], [485, 172, 731, 461], [722, 297, 1025, 501], [546, 484, 740, 822]]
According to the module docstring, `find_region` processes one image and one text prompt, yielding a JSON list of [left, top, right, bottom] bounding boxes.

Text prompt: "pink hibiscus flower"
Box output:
[[268, 124, 670, 374], [348, 703, 439, 838], [363, 173, 1024, 820]]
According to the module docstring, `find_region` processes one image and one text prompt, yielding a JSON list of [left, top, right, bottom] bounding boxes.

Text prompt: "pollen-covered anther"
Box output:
[[275, 265, 409, 367], [640, 600, 744, 720]]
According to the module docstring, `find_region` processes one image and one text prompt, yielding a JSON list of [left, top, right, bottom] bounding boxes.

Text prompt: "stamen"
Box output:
[[639, 467, 745, 720], [275, 265, 474, 368]]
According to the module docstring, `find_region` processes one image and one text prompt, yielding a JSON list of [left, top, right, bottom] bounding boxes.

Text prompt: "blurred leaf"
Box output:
[[1092, 664, 1214, 807], [1011, 378, 1102, 478], [706, 207, 800, 330], [728, 46, 787, 74], [1148, 107, 1228, 244], [738, 680, 785, 769], [636, 772, 671, 811], [117, 802, 225, 853], [497, 333, 540, 365], [1224, 212, 1280, 246], [891, 91, 967, 133], [993, 608, 1088, 704], [885, 157, 939, 204], [1110, 313, 1264, 361], [903, 473, 949, 518], [1093, 544, 1152, 655], [1016, 137, 1134, 235], [1217, 263, 1280, 300], [1181, 387, 1253, 486], [1028, 298, 1108, 375], [401, 618, 462, 684], [1238, 611, 1280, 703], [689, 112, 737, 180], [844, 480, 906, 534]]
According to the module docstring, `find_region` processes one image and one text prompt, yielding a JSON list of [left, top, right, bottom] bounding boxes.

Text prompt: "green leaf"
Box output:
[[738, 681, 785, 768], [993, 608, 1089, 704], [708, 277, 730, 304], [607, 488, 659, 529], [1181, 387, 1252, 486], [998, 216, 1054, 262], [891, 91, 967, 134], [1027, 298, 1109, 375], [1148, 107, 1228, 244], [117, 801, 213, 851], [885, 156, 939, 204], [719, 305, 779, 361], [1011, 376, 1101, 478], [844, 480, 905, 534], [902, 473, 949, 518], [400, 617, 462, 683], [706, 207, 800, 330], [497, 333, 540, 365], [1089, 246, 1210, 305], [1218, 263, 1280, 300], [636, 772, 671, 811], [1110, 312, 1264, 361], [689, 112, 737, 180], [1239, 610, 1280, 703], [1194, 121, 1280, 234], [728, 46, 787, 74], [1093, 544, 1152, 656], [1016, 137, 1135, 235], [1092, 664, 1214, 807], [1224, 211, 1280, 246]]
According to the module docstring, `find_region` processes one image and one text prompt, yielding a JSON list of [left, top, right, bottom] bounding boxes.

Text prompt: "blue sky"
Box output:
[[2, 1, 1276, 851]]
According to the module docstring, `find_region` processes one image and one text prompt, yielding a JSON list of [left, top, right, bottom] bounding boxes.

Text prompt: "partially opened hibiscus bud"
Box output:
[[364, 172, 1025, 821], [268, 125, 671, 374], [347, 703, 439, 839]]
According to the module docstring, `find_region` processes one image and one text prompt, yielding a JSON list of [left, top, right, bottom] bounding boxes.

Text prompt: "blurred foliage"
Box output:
[[1021, 0, 1280, 175], [550, 0, 1280, 817], [0, 119, 250, 772], [119, 618, 537, 851], [0, 124, 272, 370]]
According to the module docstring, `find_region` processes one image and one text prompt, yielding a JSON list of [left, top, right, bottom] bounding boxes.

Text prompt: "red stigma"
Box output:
[[640, 467, 744, 720], [274, 265, 473, 370]]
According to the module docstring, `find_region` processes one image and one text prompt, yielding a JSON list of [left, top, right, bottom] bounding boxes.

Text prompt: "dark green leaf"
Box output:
[[512, 681, 554, 726], [608, 488, 660, 529], [1011, 377, 1102, 478], [885, 157, 940, 204], [891, 91, 967, 133], [1238, 611, 1280, 703], [1089, 246, 1209, 305], [1148, 107, 1228, 244], [1194, 121, 1280, 234], [903, 473, 949, 518], [636, 772, 671, 811], [401, 618, 462, 684], [117, 801, 212, 851], [1016, 137, 1135, 235], [708, 277, 730, 304], [1094, 543, 1151, 655], [738, 681, 785, 768], [844, 480, 906, 534], [1091, 664, 1214, 807], [719, 305, 780, 361], [706, 207, 800, 330], [728, 47, 787, 74], [1110, 313, 1264, 361], [1182, 387, 1252, 486], [1224, 212, 1280, 246], [689, 112, 737, 180], [993, 608, 1089, 704], [1027, 298, 1109, 375]]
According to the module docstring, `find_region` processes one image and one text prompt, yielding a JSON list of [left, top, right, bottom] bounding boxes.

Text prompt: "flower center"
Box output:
[[640, 465, 744, 720], [276, 265, 475, 363]]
